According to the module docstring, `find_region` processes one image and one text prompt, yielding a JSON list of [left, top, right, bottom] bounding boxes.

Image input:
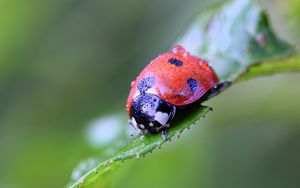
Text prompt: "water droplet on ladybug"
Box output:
[[171, 45, 186, 55], [183, 51, 190, 57], [131, 81, 135, 87]]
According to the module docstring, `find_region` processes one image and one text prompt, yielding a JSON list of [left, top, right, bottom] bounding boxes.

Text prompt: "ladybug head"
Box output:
[[129, 93, 176, 133]]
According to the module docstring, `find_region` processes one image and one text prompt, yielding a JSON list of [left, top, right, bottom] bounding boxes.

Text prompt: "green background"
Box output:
[[0, 0, 299, 187]]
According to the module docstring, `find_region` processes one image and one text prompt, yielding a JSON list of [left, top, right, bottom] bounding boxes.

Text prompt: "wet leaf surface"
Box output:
[[67, 0, 299, 187]]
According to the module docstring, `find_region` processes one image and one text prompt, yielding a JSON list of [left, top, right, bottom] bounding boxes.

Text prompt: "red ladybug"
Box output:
[[127, 46, 229, 140]]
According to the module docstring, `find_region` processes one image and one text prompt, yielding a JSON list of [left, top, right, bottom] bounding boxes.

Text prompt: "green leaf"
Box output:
[[68, 105, 210, 188], [176, 0, 294, 81], [67, 0, 300, 187], [239, 55, 300, 80]]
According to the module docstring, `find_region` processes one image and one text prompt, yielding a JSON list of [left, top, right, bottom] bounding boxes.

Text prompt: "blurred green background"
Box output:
[[0, 0, 300, 187]]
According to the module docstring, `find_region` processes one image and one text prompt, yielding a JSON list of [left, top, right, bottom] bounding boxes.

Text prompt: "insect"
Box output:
[[126, 45, 229, 140]]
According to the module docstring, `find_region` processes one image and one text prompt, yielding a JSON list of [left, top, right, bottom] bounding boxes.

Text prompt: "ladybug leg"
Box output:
[[155, 124, 170, 131], [162, 129, 168, 141], [202, 81, 231, 101], [200, 105, 214, 111], [155, 124, 170, 141], [128, 119, 136, 129], [128, 118, 139, 130], [130, 129, 146, 137]]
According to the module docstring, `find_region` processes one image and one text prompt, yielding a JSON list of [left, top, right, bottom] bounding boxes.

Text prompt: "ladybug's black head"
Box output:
[[129, 93, 176, 134]]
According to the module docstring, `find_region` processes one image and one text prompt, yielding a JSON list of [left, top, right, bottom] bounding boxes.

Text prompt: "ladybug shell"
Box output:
[[126, 46, 219, 114]]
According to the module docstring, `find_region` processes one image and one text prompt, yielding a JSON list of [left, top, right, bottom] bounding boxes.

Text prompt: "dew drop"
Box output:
[[256, 33, 266, 47], [183, 51, 190, 57], [136, 154, 140, 159], [171, 45, 186, 55]]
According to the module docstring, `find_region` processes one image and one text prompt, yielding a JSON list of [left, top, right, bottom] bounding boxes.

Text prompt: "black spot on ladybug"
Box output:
[[168, 58, 183, 66], [137, 76, 156, 93], [187, 78, 198, 92]]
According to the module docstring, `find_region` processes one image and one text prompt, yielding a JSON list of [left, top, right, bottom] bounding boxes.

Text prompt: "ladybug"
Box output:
[[126, 46, 229, 140]]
